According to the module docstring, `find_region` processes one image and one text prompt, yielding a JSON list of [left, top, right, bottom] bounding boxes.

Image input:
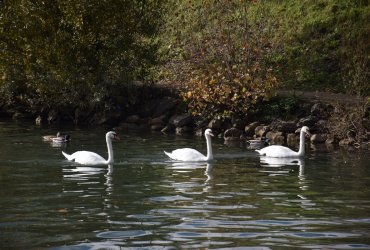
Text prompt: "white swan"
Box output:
[[164, 129, 214, 162], [255, 126, 310, 158], [62, 131, 120, 165]]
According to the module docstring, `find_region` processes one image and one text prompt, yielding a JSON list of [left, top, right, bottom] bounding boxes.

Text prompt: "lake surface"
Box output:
[[1, 121, 370, 249]]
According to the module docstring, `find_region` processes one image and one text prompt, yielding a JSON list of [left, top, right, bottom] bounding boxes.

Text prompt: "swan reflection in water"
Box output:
[[63, 165, 106, 180], [166, 162, 213, 193], [62, 164, 114, 211], [62, 164, 113, 190], [259, 157, 317, 209], [259, 157, 305, 177]]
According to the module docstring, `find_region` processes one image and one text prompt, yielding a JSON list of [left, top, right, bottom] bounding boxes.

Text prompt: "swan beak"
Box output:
[[114, 134, 120, 141], [209, 132, 214, 137]]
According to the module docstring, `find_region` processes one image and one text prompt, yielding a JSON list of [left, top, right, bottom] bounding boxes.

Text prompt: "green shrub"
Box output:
[[159, 0, 279, 119]]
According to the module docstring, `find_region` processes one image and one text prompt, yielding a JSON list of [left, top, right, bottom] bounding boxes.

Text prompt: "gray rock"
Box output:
[[208, 118, 222, 130], [149, 115, 166, 126], [172, 113, 193, 127], [279, 121, 297, 133], [232, 117, 248, 130], [195, 128, 204, 137], [255, 125, 270, 137], [151, 124, 165, 131], [245, 122, 260, 136], [287, 133, 299, 145], [161, 124, 176, 133], [339, 138, 356, 146], [297, 116, 317, 127], [310, 134, 326, 144], [325, 134, 337, 144], [126, 115, 141, 124], [266, 131, 285, 144], [311, 103, 327, 117], [176, 126, 193, 135], [153, 97, 178, 117], [120, 122, 149, 131], [224, 128, 244, 140]]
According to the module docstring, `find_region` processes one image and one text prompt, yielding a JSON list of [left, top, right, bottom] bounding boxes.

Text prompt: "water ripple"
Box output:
[[97, 230, 152, 239]]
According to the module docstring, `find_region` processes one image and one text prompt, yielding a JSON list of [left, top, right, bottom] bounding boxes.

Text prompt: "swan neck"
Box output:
[[106, 135, 114, 164], [297, 129, 306, 157], [205, 134, 213, 161]]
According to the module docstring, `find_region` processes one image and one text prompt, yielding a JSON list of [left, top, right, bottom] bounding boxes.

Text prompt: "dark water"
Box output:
[[1, 121, 370, 249]]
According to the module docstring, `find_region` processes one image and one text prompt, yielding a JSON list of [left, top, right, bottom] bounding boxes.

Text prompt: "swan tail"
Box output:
[[255, 149, 264, 155], [62, 151, 75, 161], [164, 151, 172, 158]]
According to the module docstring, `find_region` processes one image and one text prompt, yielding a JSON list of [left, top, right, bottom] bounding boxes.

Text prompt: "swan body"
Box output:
[[62, 131, 119, 165], [164, 129, 214, 162], [255, 126, 310, 158]]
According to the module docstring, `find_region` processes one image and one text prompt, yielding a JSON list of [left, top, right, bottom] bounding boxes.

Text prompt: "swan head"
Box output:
[[301, 126, 311, 137], [107, 131, 120, 141], [205, 129, 214, 137]]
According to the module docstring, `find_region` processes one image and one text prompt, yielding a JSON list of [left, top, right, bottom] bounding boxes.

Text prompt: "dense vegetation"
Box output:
[[1, 0, 369, 123], [0, 0, 165, 123], [159, 0, 369, 119]]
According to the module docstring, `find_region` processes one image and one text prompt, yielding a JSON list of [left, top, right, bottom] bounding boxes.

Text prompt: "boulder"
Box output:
[[255, 125, 270, 137], [151, 124, 165, 131], [310, 134, 326, 144], [176, 126, 193, 135], [232, 116, 248, 130], [161, 124, 176, 133], [297, 116, 318, 127], [149, 115, 166, 126], [270, 120, 297, 133], [266, 131, 285, 144], [325, 134, 337, 145], [339, 138, 356, 146], [279, 121, 297, 133], [224, 128, 244, 141], [172, 113, 193, 127], [153, 97, 178, 117], [287, 133, 299, 145], [126, 115, 141, 124], [195, 128, 204, 137], [245, 122, 260, 136], [35, 115, 42, 126], [47, 110, 60, 124], [311, 103, 327, 117], [208, 118, 223, 130], [120, 122, 149, 131]]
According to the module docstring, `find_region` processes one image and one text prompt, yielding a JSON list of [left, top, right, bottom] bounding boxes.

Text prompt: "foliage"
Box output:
[[159, 0, 279, 119], [257, 96, 301, 122], [0, 0, 369, 124], [327, 100, 369, 146], [0, 0, 165, 123], [247, 0, 370, 94]]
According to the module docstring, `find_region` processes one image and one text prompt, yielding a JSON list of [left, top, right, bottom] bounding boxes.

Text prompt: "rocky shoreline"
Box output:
[[2, 92, 369, 150], [118, 96, 369, 150]]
